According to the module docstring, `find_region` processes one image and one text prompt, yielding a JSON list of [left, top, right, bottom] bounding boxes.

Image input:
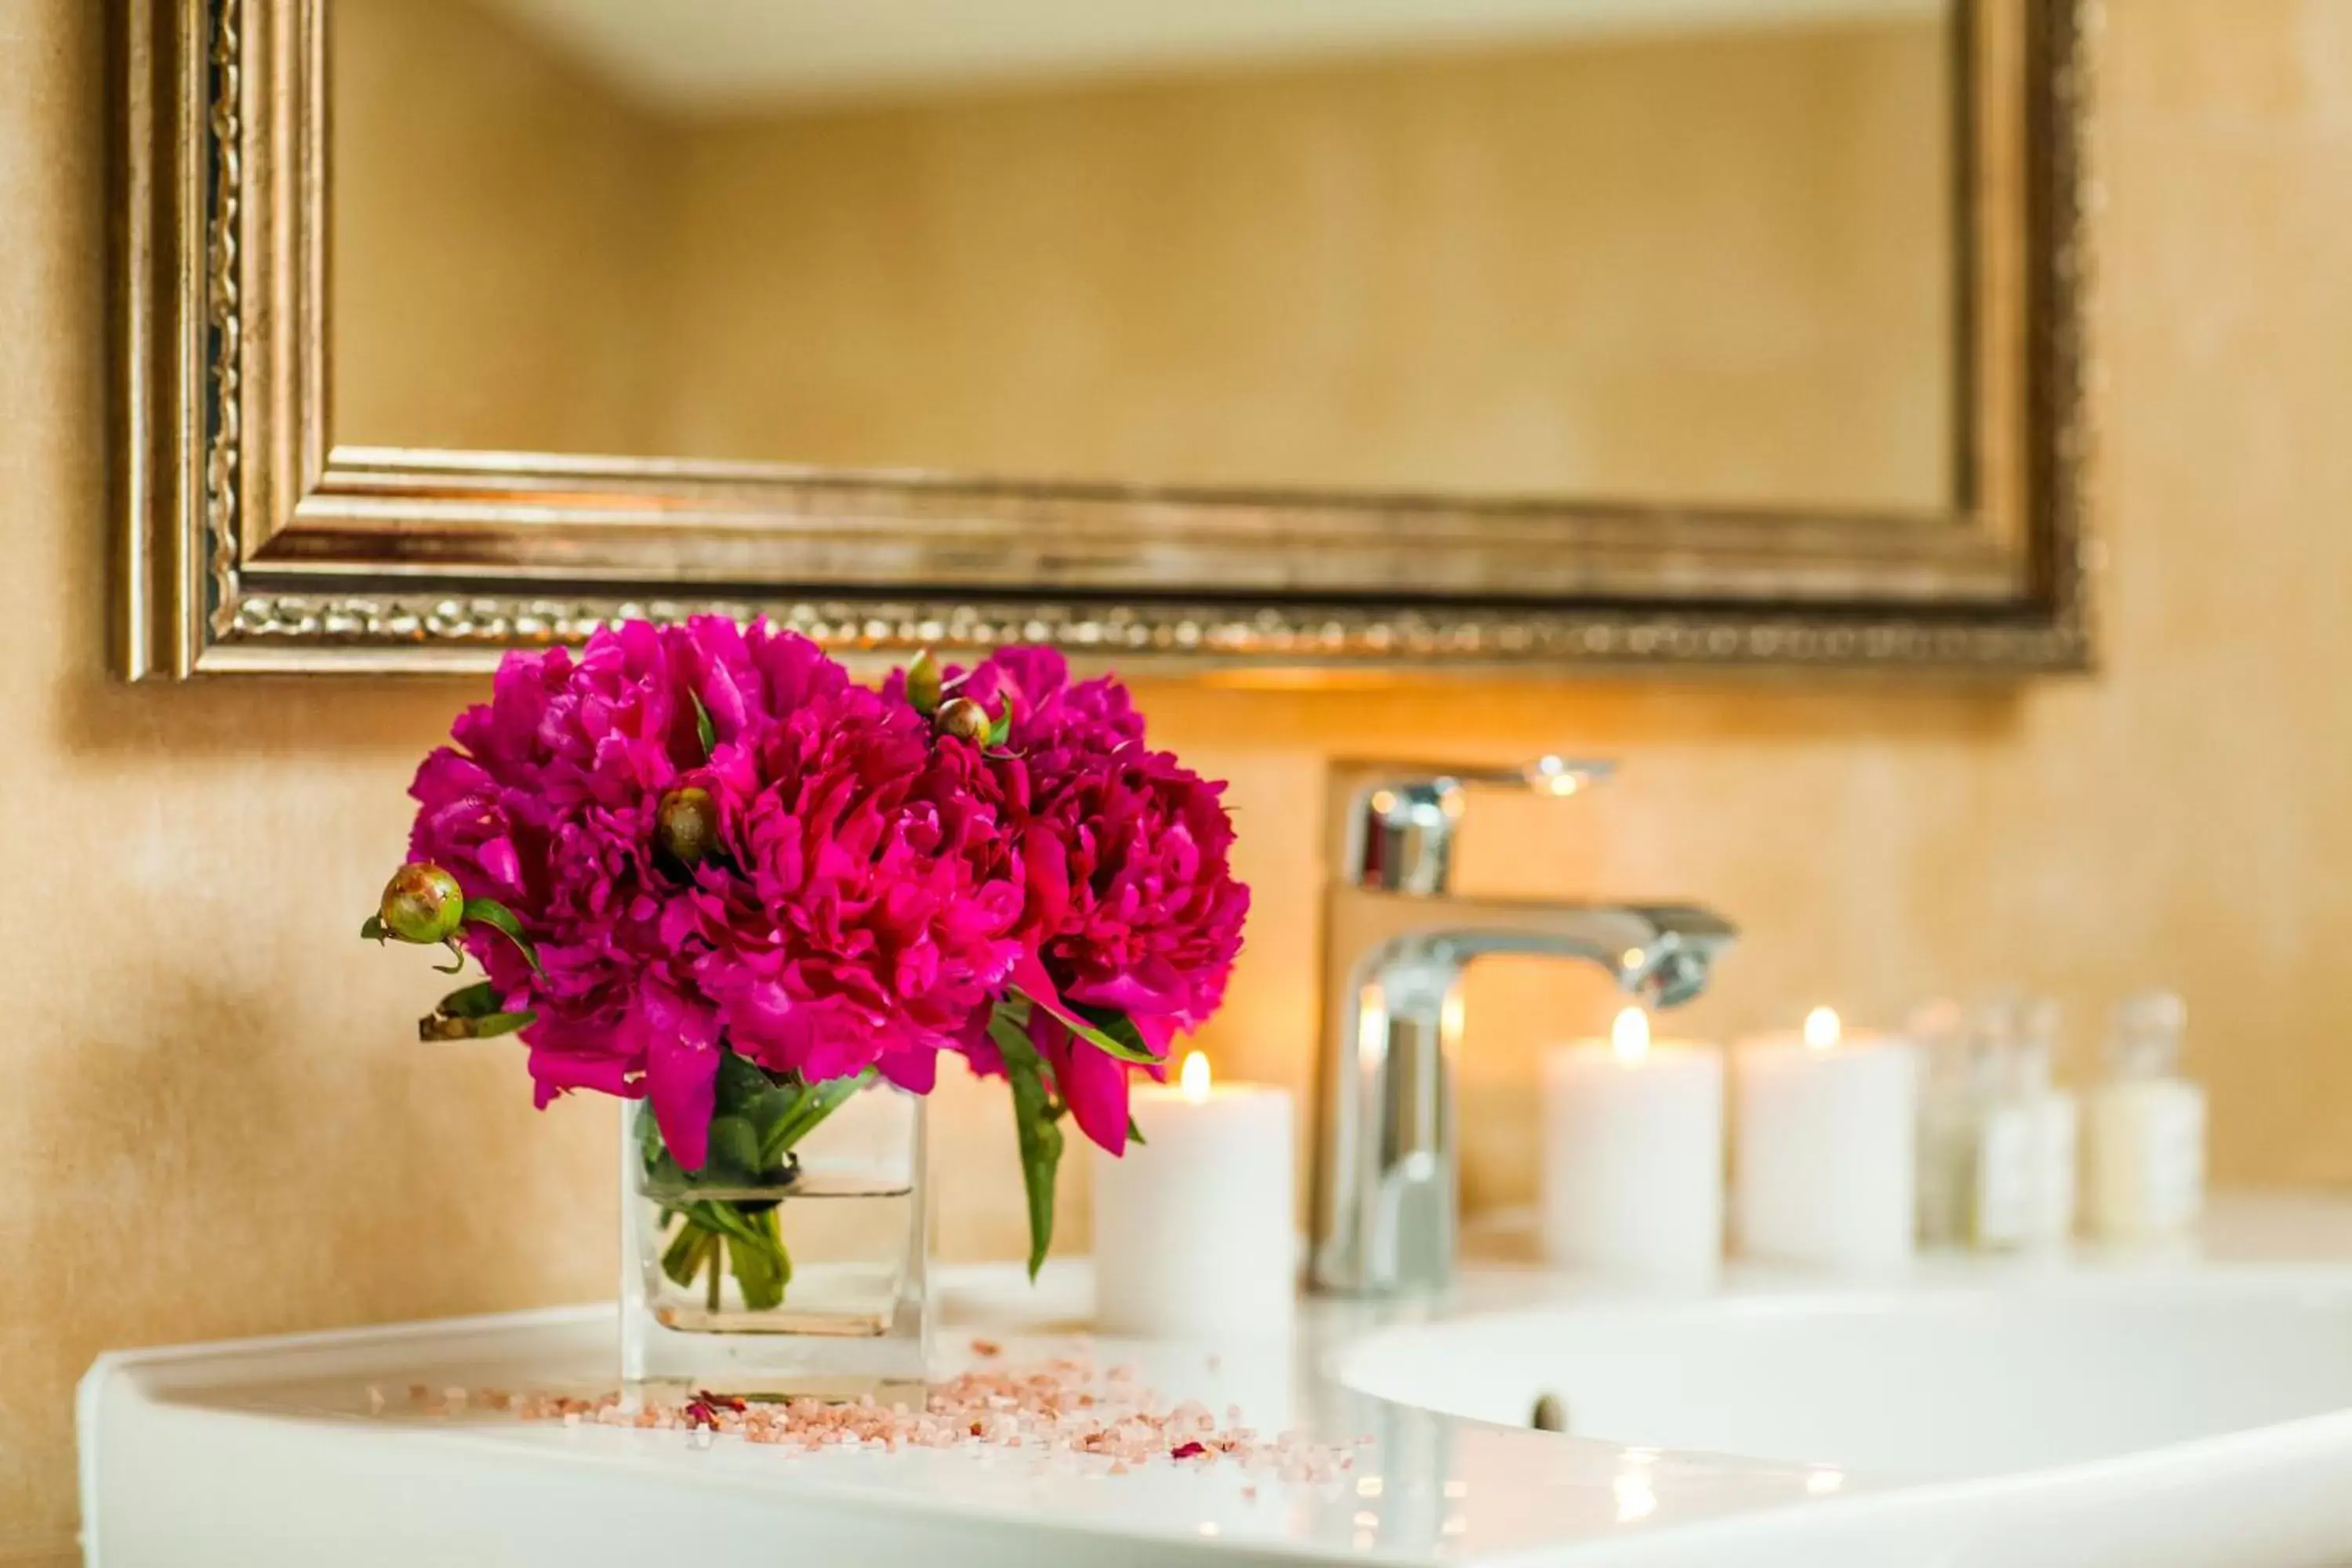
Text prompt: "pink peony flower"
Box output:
[[400, 619, 1245, 1189], [906, 648, 1250, 1156], [408, 619, 1029, 1170], [664, 675, 1027, 1121]]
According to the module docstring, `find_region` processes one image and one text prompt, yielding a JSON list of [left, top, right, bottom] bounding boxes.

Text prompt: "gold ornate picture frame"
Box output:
[[114, 0, 2092, 679]]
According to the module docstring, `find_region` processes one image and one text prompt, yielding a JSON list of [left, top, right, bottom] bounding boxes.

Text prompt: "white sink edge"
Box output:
[[78, 1197, 2352, 1566]]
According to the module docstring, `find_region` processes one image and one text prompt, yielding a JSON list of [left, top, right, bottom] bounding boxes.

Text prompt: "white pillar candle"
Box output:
[[1540, 1007, 1726, 1284], [1733, 1007, 1918, 1272], [1091, 1053, 1296, 1341]]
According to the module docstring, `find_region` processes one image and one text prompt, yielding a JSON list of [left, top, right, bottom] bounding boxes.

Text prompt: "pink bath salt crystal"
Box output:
[[459, 1349, 1363, 1483]]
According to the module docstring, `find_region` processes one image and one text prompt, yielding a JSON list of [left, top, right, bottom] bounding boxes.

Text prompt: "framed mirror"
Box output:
[[116, 0, 2091, 677]]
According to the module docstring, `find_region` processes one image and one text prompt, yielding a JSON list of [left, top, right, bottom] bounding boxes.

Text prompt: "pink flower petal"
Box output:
[[877, 1044, 938, 1094], [1037, 1012, 1131, 1156], [644, 1027, 719, 1171]]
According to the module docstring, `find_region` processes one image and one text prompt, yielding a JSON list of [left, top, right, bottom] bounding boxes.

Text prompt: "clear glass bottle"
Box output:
[[619, 1069, 930, 1402], [2012, 999, 2078, 1249], [2085, 992, 2205, 1242], [1967, 995, 2034, 1250], [1959, 994, 2078, 1250], [1911, 998, 1980, 1247]]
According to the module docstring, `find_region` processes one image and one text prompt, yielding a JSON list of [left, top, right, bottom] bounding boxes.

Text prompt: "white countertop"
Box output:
[[76, 1194, 2352, 1567]]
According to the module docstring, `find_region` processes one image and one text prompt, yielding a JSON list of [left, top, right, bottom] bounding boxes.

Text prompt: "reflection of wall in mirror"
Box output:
[[332, 0, 1953, 512], [331, 0, 673, 458]]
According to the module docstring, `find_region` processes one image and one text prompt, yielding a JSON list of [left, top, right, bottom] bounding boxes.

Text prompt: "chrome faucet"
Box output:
[[1308, 759, 1737, 1295]]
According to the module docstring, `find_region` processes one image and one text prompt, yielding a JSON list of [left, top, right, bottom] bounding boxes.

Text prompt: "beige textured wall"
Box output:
[[8, 0, 2352, 1558], [329, 0, 670, 455], [648, 22, 1951, 510]]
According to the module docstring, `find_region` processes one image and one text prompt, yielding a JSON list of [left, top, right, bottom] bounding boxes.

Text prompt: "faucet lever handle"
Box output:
[[1342, 757, 1617, 895]]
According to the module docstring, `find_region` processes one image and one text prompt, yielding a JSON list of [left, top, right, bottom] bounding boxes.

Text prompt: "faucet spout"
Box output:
[[1337, 891, 1736, 1011], [1308, 760, 1737, 1297]]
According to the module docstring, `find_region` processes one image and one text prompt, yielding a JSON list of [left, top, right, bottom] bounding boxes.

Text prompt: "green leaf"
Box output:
[[360, 913, 386, 942], [437, 981, 501, 1018], [704, 1114, 760, 1181], [1075, 1005, 1163, 1064], [689, 690, 717, 760], [991, 1007, 1064, 1279], [904, 649, 942, 717], [711, 1049, 774, 1117], [461, 898, 541, 972], [432, 938, 467, 975], [637, 1100, 667, 1168], [740, 1084, 797, 1155], [1010, 984, 1160, 1065], [417, 1007, 535, 1040], [757, 1070, 874, 1166], [1127, 1115, 1147, 1148], [985, 709, 1011, 748]]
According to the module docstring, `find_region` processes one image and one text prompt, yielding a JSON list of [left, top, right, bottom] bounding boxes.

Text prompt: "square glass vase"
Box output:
[[619, 1084, 931, 1403]]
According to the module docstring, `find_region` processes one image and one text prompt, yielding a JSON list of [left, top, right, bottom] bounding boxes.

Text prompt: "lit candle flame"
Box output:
[[1180, 1050, 1212, 1102], [1610, 1006, 1651, 1064], [1803, 1007, 1842, 1051]]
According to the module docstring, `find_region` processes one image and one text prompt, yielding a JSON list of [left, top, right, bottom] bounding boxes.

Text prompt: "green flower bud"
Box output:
[[935, 696, 991, 743], [379, 863, 466, 945], [903, 649, 942, 717], [657, 786, 719, 866]]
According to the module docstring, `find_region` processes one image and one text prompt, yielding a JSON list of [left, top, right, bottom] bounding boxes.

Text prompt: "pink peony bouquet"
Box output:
[[368, 619, 1247, 1299]]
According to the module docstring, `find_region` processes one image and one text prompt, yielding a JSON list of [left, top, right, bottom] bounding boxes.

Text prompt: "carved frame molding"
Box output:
[[114, 0, 2096, 678]]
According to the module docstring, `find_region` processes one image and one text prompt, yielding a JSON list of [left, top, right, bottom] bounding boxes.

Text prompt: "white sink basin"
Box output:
[[76, 1200, 2352, 1567], [1338, 1269, 2352, 1480], [1333, 1259, 2352, 1565]]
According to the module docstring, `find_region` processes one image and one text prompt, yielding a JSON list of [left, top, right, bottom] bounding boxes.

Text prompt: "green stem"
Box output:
[[659, 1214, 717, 1290], [759, 1069, 877, 1164], [645, 1062, 874, 1315]]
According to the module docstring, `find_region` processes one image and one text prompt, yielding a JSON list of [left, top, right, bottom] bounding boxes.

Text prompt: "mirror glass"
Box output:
[[329, 0, 1956, 514]]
